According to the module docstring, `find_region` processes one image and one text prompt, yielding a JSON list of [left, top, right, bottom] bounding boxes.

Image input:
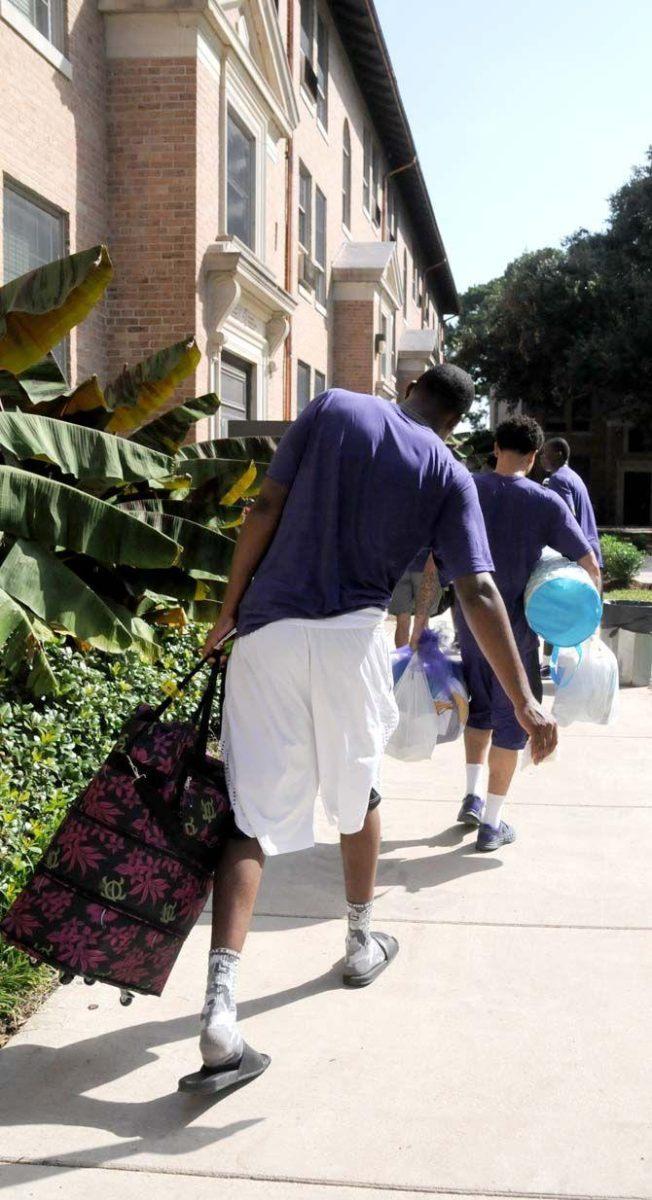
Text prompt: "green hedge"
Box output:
[[600, 534, 645, 589], [0, 627, 209, 1034]]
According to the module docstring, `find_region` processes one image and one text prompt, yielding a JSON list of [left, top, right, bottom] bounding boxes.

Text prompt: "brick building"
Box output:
[[1, 0, 458, 436], [489, 395, 652, 528]]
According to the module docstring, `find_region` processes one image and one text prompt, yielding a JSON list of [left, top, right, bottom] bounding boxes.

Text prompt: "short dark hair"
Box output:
[[412, 363, 475, 418], [495, 415, 544, 455], [544, 436, 570, 464]]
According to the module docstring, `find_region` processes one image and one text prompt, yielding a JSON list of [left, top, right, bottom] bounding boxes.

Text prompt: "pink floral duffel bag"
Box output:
[[0, 658, 233, 1003]]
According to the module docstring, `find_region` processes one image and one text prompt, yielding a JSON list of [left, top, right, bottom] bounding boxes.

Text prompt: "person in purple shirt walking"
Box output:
[[541, 437, 604, 566], [180, 369, 558, 1095], [414, 416, 600, 856]]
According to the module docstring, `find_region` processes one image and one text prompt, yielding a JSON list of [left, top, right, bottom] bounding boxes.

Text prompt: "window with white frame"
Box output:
[[403, 248, 408, 318], [342, 120, 351, 229], [8, 0, 65, 51], [297, 360, 312, 412], [3, 181, 68, 371], [299, 0, 329, 130], [363, 129, 382, 226], [227, 109, 256, 251], [314, 369, 326, 395], [387, 181, 397, 241], [314, 187, 326, 308]]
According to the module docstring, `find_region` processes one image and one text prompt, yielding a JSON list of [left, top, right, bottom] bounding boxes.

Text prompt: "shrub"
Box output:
[[600, 535, 645, 589], [0, 626, 210, 1034]]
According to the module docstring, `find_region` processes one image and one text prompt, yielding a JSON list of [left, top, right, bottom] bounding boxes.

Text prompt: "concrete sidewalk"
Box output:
[[1, 685, 651, 1200]]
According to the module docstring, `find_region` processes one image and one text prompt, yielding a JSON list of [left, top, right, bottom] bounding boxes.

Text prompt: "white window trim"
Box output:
[[211, 315, 269, 431], [0, 0, 71, 78], [225, 66, 268, 264]]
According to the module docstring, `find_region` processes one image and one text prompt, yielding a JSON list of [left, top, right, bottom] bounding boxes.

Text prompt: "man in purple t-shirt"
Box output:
[[541, 437, 603, 566], [179, 367, 558, 1095], [415, 416, 600, 855]]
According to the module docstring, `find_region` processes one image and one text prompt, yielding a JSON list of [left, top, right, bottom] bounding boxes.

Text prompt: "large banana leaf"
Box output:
[[0, 539, 133, 654], [0, 466, 181, 567], [0, 587, 57, 695], [116, 496, 243, 529], [0, 246, 113, 374], [103, 338, 201, 436], [0, 354, 66, 409], [131, 393, 221, 455], [127, 508, 233, 576], [121, 566, 227, 604], [101, 598, 161, 663], [0, 412, 175, 486], [176, 435, 274, 463], [168, 455, 258, 496]]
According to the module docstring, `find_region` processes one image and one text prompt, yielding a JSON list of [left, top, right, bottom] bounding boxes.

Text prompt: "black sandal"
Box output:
[[343, 931, 399, 988], [178, 1042, 271, 1095]]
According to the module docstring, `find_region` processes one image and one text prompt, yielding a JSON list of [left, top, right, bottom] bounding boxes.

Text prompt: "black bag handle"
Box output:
[[194, 658, 225, 760]]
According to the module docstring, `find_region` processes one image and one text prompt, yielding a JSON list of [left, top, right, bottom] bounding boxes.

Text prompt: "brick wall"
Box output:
[[0, 0, 109, 382], [332, 298, 374, 393], [105, 56, 197, 391]]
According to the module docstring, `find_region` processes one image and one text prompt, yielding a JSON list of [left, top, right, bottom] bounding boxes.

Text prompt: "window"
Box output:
[[298, 162, 312, 253], [297, 360, 312, 413], [371, 142, 382, 227], [387, 182, 397, 240], [220, 352, 252, 435], [227, 110, 255, 250], [316, 16, 329, 129], [314, 369, 326, 395], [412, 260, 417, 303], [570, 396, 591, 432], [363, 129, 371, 214], [342, 120, 351, 229], [402, 249, 408, 318], [314, 187, 326, 307], [8, 0, 65, 50], [3, 181, 67, 370], [300, 0, 328, 129]]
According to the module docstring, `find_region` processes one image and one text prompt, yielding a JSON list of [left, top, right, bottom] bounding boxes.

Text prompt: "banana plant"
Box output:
[[0, 246, 276, 694]]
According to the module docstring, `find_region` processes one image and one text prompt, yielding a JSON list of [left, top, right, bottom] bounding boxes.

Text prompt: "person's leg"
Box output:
[[394, 612, 411, 649], [484, 744, 519, 829], [457, 648, 492, 826], [312, 619, 399, 986], [476, 668, 527, 851], [340, 803, 381, 904], [200, 836, 265, 1071]]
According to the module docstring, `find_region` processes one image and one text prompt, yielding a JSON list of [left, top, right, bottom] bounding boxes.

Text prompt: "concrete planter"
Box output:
[[601, 599, 652, 686]]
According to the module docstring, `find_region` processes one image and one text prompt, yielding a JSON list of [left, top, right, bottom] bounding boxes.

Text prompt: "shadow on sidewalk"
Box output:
[[0, 963, 343, 1184]]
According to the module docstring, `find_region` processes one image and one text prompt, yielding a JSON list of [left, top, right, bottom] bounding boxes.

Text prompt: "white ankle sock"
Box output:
[[465, 763, 486, 798], [200, 947, 244, 1068], [483, 793, 506, 830], [345, 900, 383, 975]]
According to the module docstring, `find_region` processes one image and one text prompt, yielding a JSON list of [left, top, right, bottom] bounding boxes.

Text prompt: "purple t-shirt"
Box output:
[[545, 465, 603, 566], [236, 390, 494, 636], [457, 473, 591, 653]]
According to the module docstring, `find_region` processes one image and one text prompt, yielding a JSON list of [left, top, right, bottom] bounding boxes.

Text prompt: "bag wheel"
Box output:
[[83, 976, 96, 986], [119, 989, 135, 1006], [60, 970, 75, 985]]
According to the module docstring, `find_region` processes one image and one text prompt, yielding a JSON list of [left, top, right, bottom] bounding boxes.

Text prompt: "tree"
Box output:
[[448, 150, 652, 426]]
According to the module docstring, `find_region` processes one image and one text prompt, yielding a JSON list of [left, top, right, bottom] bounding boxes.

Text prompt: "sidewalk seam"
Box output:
[[1, 1159, 648, 1200], [253, 912, 652, 932]]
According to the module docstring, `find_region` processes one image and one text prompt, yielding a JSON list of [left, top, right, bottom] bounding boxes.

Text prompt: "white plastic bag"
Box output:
[[385, 655, 438, 761], [551, 637, 619, 727]]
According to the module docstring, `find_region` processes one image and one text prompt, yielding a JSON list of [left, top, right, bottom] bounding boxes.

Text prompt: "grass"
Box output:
[[605, 588, 652, 602]]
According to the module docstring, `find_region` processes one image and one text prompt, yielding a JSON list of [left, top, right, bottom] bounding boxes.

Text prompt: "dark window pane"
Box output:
[[342, 121, 351, 228], [297, 361, 312, 413], [623, 471, 652, 526], [314, 370, 326, 395], [315, 187, 326, 306], [227, 111, 255, 250], [298, 163, 312, 251], [300, 0, 313, 59], [316, 16, 328, 128], [363, 128, 371, 212]]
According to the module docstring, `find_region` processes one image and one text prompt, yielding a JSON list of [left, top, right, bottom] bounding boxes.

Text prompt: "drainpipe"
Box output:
[[283, 0, 295, 420]]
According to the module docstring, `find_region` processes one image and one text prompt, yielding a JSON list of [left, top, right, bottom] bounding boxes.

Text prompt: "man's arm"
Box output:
[[578, 549, 601, 593], [203, 477, 289, 655], [411, 553, 438, 645], [454, 572, 558, 764]]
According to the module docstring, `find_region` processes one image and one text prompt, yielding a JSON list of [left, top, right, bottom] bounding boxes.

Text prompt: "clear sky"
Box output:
[[375, 0, 652, 295]]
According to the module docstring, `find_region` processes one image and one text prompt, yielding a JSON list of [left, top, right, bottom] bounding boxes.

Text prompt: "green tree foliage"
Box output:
[[447, 150, 652, 425]]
